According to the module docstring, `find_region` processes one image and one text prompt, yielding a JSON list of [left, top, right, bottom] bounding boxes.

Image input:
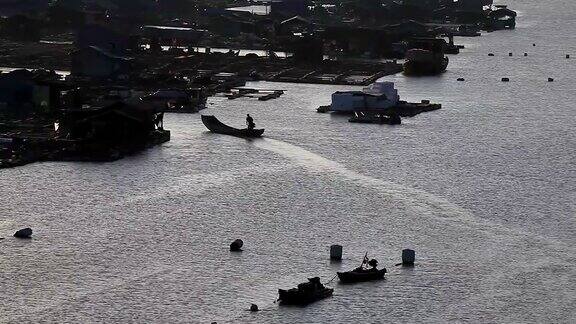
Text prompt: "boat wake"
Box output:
[[254, 138, 476, 223], [253, 138, 575, 251]]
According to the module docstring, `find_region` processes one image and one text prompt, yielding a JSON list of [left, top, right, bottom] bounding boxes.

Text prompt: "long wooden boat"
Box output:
[[337, 268, 386, 283], [201, 115, 264, 138]]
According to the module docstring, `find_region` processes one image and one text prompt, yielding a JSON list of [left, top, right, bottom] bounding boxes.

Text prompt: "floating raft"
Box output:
[[224, 88, 285, 101]]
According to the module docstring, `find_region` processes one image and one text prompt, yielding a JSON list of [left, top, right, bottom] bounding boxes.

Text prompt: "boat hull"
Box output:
[[278, 288, 334, 305], [349, 112, 401, 124], [201, 115, 264, 138], [403, 57, 449, 76], [337, 268, 386, 283]]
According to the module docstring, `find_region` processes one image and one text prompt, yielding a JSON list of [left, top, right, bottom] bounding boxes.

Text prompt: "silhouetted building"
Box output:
[[71, 46, 134, 79], [0, 70, 63, 116], [60, 102, 157, 144], [271, 0, 309, 17], [76, 24, 130, 54]]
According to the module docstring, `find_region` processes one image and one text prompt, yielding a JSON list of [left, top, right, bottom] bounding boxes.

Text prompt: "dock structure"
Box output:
[[224, 88, 285, 101], [265, 61, 403, 85]]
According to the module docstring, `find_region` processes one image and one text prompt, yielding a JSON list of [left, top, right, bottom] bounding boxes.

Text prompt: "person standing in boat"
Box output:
[[246, 114, 255, 130]]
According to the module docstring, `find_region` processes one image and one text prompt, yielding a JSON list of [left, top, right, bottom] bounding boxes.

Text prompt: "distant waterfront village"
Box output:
[[0, 0, 519, 168]]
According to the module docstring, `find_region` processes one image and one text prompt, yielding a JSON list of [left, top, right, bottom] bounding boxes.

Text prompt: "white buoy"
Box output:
[[402, 249, 415, 265], [330, 245, 343, 261]]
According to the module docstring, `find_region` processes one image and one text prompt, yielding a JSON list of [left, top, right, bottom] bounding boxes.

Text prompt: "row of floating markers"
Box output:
[[459, 49, 570, 83], [231, 241, 417, 264], [488, 53, 570, 58], [529, 43, 571, 58], [456, 77, 555, 82]]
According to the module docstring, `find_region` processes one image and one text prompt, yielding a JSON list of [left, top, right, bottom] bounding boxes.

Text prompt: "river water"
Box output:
[[1, 0, 575, 323]]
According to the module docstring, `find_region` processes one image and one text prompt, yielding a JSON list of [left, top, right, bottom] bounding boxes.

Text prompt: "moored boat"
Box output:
[[201, 115, 264, 138], [337, 255, 387, 284], [337, 268, 387, 283], [403, 38, 449, 76], [278, 277, 333, 305]]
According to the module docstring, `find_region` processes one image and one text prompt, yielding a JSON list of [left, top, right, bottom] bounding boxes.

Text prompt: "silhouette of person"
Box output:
[[246, 114, 255, 130]]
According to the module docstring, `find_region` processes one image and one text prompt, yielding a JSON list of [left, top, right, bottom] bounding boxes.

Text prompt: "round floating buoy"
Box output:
[[14, 228, 33, 239], [250, 304, 259, 312], [509, 52, 513, 56], [488, 53, 495, 56], [548, 78, 554, 82], [533, 43, 536, 46], [230, 239, 243, 251], [567, 54, 570, 59], [524, 53, 528, 56], [402, 249, 415, 266], [457, 78, 465, 81], [330, 244, 343, 261], [502, 77, 510, 82]]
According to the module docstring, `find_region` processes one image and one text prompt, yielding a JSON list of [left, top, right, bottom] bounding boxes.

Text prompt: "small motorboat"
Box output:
[[337, 255, 387, 284], [278, 277, 333, 305], [201, 115, 264, 138], [337, 268, 387, 283]]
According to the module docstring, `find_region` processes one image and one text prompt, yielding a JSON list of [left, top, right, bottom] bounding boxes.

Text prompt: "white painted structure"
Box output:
[[330, 79, 400, 112]]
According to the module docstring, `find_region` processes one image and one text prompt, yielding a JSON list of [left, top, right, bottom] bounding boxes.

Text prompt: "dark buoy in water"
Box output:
[[548, 78, 554, 82], [230, 239, 243, 251], [250, 304, 259, 312], [488, 53, 495, 56], [330, 244, 343, 261], [502, 77, 510, 82], [509, 52, 513, 56], [533, 43, 536, 46], [14, 228, 33, 239], [567, 54, 570, 59], [524, 53, 528, 57], [402, 249, 415, 266], [457, 78, 465, 81]]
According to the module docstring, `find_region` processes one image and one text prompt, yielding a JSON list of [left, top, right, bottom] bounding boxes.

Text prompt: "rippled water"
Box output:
[[1, 0, 575, 323]]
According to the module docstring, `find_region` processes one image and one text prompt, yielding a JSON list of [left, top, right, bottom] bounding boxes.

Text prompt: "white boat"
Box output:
[[329, 79, 400, 113]]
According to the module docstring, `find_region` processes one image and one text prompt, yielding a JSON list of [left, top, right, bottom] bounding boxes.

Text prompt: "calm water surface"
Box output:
[[1, 0, 575, 323]]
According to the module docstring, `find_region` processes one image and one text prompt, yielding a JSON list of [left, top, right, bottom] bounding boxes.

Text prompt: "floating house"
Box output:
[[330, 79, 400, 112]]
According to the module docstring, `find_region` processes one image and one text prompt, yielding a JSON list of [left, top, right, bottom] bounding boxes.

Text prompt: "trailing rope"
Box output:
[[325, 273, 338, 285]]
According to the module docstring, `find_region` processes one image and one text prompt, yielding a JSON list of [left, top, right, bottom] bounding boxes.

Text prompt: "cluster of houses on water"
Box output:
[[0, 0, 517, 168]]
